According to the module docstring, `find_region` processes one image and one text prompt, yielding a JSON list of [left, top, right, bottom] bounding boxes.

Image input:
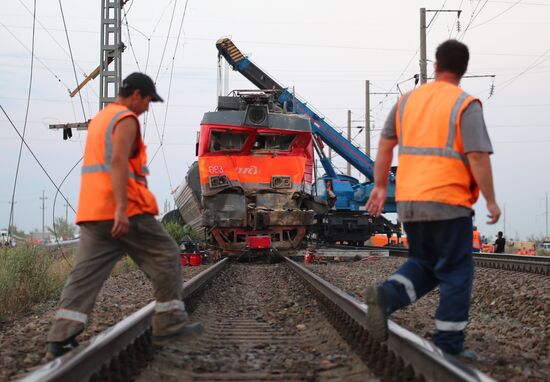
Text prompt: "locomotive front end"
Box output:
[[177, 91, 317, 256]]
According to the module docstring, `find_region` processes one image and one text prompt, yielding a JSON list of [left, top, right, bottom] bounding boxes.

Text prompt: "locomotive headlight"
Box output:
[[246, 105, 268, 125]]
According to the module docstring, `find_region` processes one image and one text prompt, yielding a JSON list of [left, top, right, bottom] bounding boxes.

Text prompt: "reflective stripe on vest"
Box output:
[[55, 308, 88, 324], [398, 91, 469, 165], [80, 110, 148, 184]]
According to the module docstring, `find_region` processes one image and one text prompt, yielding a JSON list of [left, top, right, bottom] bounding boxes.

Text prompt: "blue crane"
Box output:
[[216, 38, 400, 244]]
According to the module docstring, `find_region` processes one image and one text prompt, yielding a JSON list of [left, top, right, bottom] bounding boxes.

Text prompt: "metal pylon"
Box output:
[[99, 0, 123, 110]]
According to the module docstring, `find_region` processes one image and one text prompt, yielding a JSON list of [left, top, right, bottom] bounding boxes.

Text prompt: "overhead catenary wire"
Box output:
[[153, 0, 179, 83], [1, 104, 76, 214], [457, 0, 490, 40], [143, 0, 181, 139], [123, 3, 142, 72], [0, 21, 72, 91], [8, 0, 36, 237], [148, 0, 190, 193], [467, 0, 524, 31], [493, 48, 550, 95], [373, 0, 448, 120], [16, 0, 98, 102], [51, 157, 82, 266], [58, 0, 87, 122]]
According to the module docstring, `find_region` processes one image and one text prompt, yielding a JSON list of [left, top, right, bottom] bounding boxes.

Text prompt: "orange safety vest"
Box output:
[[395, 81, 480, 208], [76, 103, 158, 223], [472, 230, 481, 249]]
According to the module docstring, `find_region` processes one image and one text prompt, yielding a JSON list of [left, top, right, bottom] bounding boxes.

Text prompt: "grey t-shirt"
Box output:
[[382, 100, 493, 222]]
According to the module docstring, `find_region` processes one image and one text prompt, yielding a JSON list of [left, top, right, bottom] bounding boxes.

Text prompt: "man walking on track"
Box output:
[[365, 40, 500, 358], [46, 73, 202, 359]]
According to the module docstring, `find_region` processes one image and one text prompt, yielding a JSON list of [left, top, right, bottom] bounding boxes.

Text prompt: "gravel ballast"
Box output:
[[308, 257, 550, 382], [0, 265, 207, 382]]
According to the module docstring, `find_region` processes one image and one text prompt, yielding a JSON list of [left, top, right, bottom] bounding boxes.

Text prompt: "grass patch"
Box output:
[[0, 245, 142, 320], [162, 221, 200, 242], [111, 256, 138, 276], [0, 245, 72, 318]]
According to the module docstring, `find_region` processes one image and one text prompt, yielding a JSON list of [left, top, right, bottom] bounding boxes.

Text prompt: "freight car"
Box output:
[[174, 91, 325, 256]]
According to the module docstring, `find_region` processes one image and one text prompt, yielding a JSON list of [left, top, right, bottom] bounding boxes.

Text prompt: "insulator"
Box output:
[[456, 20, 461, 32]]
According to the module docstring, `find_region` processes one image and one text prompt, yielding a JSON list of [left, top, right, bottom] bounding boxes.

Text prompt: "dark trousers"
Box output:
[[379, 217, 473, 354]]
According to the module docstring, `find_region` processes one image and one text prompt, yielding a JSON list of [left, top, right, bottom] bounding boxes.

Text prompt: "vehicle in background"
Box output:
[[216, 38, 401, 246], [173, 91, 326, 257]]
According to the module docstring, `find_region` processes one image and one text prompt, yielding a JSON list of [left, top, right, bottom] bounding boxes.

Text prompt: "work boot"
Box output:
[[365, 285, 389, 342], [45, 337, 79, 361], [452, 349, 479, 362], [152, 309, 203, 345]]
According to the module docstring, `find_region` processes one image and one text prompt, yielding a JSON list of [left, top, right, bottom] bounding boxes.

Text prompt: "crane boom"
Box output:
[[216, 38, 395, 184]]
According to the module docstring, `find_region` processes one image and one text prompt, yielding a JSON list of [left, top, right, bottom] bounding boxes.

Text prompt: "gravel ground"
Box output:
[[3, 258, 548, 382], [308, 258, 550, 382], [138, 263, 373, 381], [0, 265, 207, 382]]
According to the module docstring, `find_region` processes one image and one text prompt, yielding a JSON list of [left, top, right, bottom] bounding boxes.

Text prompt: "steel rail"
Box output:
[[19, 258, 230, 382], [325, 244, 550, 275], [284, 256, 495, 382]]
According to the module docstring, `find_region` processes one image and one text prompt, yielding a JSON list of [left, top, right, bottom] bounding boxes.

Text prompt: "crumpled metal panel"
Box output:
[[251, 209, 315, 230], [202, 193, 246, 227], [255, 192, 296, 209]]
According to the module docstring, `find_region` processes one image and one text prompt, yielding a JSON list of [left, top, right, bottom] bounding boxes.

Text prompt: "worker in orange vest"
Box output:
[[472, 227, 481, 253], [365, 40, 500, 359], [46, 73, 202, 359]]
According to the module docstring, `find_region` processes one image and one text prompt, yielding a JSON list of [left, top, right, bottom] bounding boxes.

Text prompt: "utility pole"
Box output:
[[64, 202, 69, 224], [40, 190, 47, 239], [8, 201, 17, 231], [50, 0, 124, 134], [419, 8, 462, 86], [503, 204, 506, 238], [99, 0, 123, 109], [546, 192, 548, 237], [419, 8, 427, 85], [347, 110, 352, 176], [365, 80, 371, 161]]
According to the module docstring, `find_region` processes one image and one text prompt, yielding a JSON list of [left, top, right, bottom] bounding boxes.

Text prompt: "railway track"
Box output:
[[318, 244, 550, 276], [21, 257, 493, 382]]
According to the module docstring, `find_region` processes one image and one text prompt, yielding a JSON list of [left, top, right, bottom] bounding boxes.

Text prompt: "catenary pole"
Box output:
[[365, 80, 371, 169], [420, 8, 427, 85], [40, 190, 47, 239], [347, 110, 352, 176]]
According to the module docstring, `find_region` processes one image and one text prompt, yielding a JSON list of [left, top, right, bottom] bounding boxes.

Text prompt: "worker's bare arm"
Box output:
[[111, 117, 138, 238], [366, 137, 397, 217], [466, 151, 501, 224]]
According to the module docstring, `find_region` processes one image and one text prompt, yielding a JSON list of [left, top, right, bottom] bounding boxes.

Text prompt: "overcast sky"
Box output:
[[1, 0, 549, 241]]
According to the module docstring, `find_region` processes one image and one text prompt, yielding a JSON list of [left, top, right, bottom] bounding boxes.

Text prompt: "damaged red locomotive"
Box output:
[[174, 91, 320, 256]]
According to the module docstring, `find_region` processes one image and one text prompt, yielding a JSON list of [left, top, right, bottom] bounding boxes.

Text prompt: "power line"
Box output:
[[468, 0, 524, 30], [458, 0, 490, 40], [154, 0, 179, 83], [122, 3, 142, 72], [8, 0, 36, 239], [494, 47, 550, 94], [15, 0, 98, 101], [155, 0, 190, 192], [51, 157, 82, 266], [1, 104, 76, 214], [145, 0, 181, 139], [0, 21, 71, 91], [58, 0, 87, 122]]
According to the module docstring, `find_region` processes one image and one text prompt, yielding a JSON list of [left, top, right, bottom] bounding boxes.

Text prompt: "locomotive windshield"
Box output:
[[251, 134, 295, 151], [209, 130, 248, 152]]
